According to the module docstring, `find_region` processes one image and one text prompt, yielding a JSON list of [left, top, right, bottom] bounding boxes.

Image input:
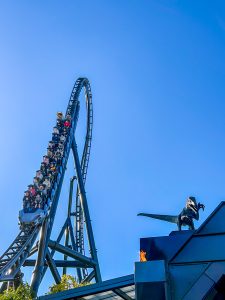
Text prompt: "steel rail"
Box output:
[[74, 82, 93, 280], [0, 227, 39, 280]]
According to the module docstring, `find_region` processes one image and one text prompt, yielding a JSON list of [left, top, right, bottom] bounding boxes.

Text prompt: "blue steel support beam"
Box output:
[[81, 270, 95, 284], [48, 240, 96, 266], [72, 139, 102, 283], [30, 219, 49, 294], [24, 260, 89, 268], [46, 249, 61, 284], [63, 176, 76, 276]]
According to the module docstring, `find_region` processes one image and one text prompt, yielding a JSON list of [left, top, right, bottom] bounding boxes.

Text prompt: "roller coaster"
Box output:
[[0, 78, 101, 296]]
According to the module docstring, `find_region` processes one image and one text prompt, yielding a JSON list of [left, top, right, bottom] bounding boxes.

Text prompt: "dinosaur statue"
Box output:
[[138, 196, 205, 230]]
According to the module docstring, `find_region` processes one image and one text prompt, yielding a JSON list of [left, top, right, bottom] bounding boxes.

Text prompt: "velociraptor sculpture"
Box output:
[[138, 196, 205, 230]]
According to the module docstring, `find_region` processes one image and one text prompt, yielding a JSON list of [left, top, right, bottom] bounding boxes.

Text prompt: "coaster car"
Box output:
[[19, 208, 47, 227]]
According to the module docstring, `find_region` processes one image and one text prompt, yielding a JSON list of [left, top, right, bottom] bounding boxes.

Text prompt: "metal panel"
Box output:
[[169, 263, 208, 299], [120, 286, 135, 299], [205, 261, 225, 282], [198, 203, 225, 235], [140, 231, 193, 262], [113, 288, 133, 300], [80, 291, 122, 299], [172, 235, 225, 263], [183, 274, 214, 300], [135, 261, 166, 283], [135, 282, 166, 300]]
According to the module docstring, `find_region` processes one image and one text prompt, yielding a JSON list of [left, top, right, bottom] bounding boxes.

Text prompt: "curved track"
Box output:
[[0, 78, 100, 293]]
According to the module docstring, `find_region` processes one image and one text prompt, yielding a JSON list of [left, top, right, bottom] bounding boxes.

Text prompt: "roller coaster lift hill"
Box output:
[[0, 78, 102, 297]]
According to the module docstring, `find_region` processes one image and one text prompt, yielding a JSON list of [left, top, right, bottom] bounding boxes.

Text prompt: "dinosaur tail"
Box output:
[[137, 213, 178, 224]]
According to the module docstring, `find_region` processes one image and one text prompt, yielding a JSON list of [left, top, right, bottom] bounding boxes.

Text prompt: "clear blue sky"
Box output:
[[0, 0, 225, 295]]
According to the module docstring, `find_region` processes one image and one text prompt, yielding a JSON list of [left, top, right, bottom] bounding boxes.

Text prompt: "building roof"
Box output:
[[38, 274, 134, 300]]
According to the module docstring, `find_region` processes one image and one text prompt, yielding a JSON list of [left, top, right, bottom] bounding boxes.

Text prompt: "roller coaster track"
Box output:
[[0, 77, 101, 296], [74, 83, 93, 280]]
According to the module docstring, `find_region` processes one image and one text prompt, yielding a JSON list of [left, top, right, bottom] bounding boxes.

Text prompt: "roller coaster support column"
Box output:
[[63, 176, 77, 276], [30, 218, 50, 296], [72, 139, 102, 283]]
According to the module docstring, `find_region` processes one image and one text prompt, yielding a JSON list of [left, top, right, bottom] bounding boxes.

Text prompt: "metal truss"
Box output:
[[0, 78, 101, 296]]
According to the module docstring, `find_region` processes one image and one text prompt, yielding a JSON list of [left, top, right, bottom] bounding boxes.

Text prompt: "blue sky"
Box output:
[[0, 0, 225, 295]]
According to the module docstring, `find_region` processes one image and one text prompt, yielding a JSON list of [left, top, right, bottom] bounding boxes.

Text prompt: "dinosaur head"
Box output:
[[186, 196, 198, 211]]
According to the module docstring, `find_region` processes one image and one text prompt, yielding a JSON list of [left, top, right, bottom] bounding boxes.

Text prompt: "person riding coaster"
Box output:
[[19, 111, 70, 228]]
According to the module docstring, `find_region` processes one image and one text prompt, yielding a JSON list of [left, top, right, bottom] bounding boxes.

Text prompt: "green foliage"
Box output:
[[48, 274, 89, 294], [0, 283, 32, 300], [0, 275, 89, 299]]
